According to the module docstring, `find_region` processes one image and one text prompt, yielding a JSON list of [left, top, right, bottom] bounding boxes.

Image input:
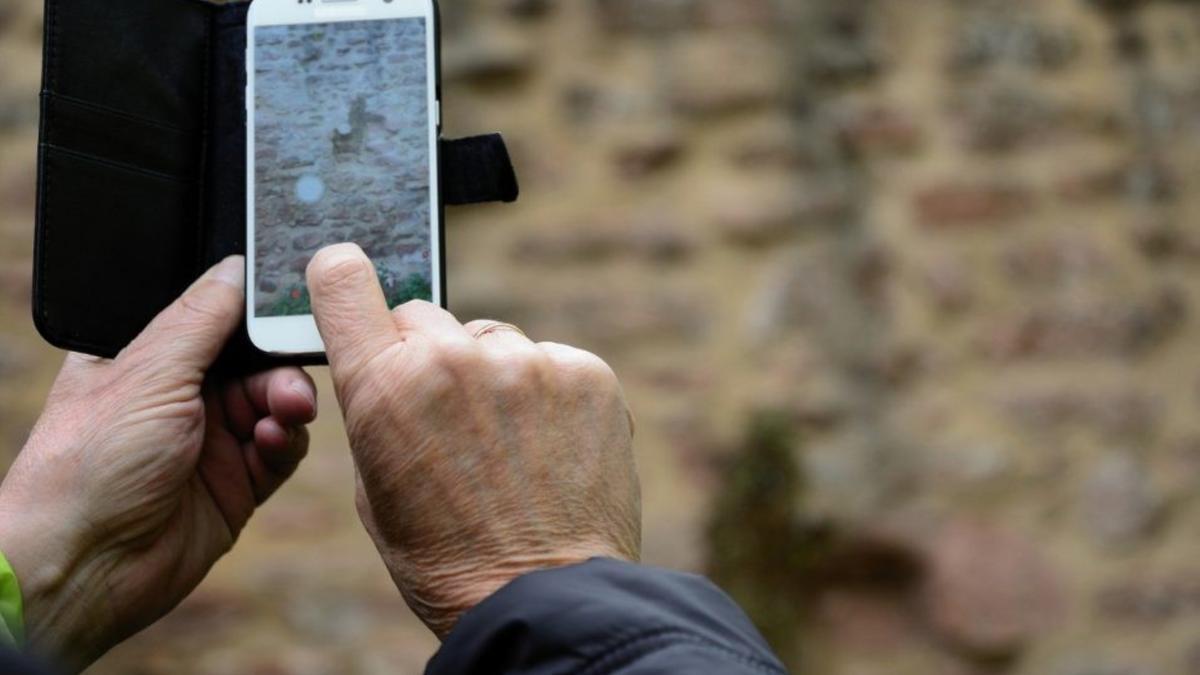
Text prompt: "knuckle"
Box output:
[[396, 299, 462, 330], [491, 349, 547, 394], [393, 298, 437, 320], [392, 299, 420, 314], [407, 299, 438, 311], [177, 281, 235, 324], [559, 349, 619, 389], [429, 340, 482, 376]]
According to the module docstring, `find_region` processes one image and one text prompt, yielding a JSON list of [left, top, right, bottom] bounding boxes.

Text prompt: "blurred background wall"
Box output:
[[3, 0, 1200, 673]]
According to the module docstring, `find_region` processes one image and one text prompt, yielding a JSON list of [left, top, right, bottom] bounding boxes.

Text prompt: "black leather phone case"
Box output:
[[33, 0, 518, 371]]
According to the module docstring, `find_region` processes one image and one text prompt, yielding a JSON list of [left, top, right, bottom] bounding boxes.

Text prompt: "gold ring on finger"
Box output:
[[472, 322, 527, 340]]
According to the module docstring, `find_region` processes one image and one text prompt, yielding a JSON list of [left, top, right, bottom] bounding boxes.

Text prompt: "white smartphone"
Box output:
[[246, 0, 441, 355]]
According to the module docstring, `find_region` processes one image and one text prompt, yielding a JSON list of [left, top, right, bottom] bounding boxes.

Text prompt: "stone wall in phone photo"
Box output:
[[2, 0, 1200, 673], [253, 18, 432, 316]]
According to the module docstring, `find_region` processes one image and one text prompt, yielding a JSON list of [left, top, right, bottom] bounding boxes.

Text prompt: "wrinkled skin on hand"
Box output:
[[0, 257, 316, 672], [307, 244, 642, 638]]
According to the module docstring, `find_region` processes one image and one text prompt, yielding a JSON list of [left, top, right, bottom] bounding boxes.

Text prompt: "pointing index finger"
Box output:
[[306, 244, 400, 377]]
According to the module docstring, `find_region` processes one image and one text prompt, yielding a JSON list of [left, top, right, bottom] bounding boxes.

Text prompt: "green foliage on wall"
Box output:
[[705, 412, 821, 667], [267, 270, 431, 317]]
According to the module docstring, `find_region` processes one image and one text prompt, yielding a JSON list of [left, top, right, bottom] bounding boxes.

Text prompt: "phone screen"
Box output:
[[252, 17, 433, 319]]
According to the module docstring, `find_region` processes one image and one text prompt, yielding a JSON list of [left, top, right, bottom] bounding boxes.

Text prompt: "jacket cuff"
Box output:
[[427, 558, 784, 675]]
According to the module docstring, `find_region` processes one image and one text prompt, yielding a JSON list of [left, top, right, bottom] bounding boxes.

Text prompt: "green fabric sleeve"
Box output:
[[0, 550, 24, 646]]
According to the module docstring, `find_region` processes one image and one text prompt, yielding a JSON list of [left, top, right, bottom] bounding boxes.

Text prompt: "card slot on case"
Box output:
[[35, 146, 202, 357], [42, 93, 198, 135], [41, 93, 201, 181]]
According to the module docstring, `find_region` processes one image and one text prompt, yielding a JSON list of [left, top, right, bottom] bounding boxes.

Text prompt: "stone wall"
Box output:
[[2, 0, 1200, 673]]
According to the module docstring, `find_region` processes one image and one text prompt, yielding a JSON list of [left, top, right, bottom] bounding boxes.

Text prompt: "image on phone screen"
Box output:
[[252, 17, 433, 319]]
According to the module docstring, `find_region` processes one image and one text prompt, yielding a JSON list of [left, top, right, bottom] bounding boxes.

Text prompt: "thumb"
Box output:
[[120, 256, 245, 377]]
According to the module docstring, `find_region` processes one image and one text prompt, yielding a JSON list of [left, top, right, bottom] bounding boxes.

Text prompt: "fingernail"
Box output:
[[290, 379, 317, 416], [311, 243, 367, 272], [210, 255, 245, 288]]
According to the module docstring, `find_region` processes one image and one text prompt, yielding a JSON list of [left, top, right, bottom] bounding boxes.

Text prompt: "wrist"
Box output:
[[403, 544, 635, 640], [0, 496, 107, 672]]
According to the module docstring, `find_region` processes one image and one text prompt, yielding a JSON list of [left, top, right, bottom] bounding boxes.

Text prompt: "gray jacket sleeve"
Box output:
[[425, 558, 788, 675]]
